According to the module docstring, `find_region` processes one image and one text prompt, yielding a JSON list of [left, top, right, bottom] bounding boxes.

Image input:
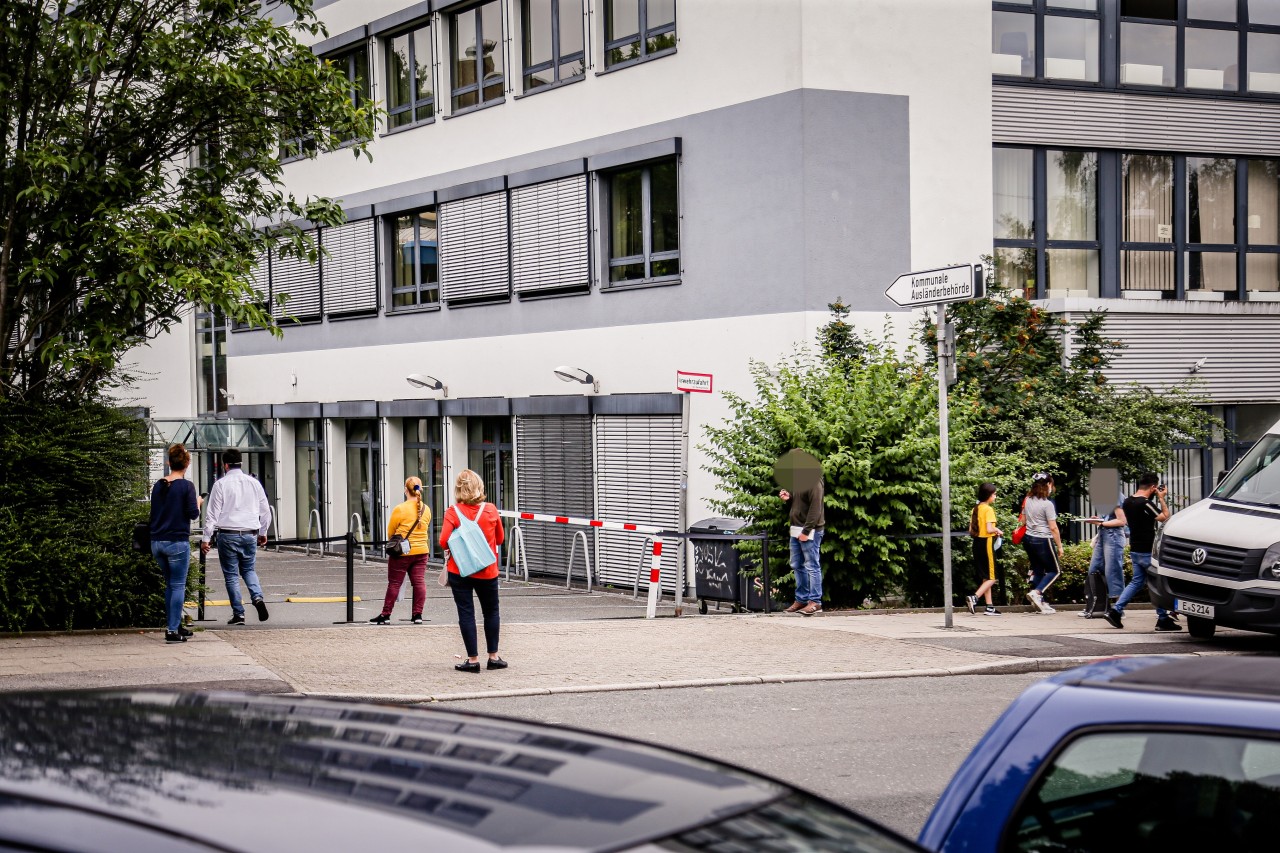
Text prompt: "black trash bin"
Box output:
[[688, 518, 770, 614]]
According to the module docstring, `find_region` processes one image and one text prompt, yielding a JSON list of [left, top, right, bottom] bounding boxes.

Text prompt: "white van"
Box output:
[[1149, 421, 1280, 639]]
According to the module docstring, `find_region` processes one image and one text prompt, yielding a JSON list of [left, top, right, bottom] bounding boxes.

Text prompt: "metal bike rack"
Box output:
[[504, 525, 529, 582], [349, 513, 367, 564], [632, 536, 656, 599], [305, 509, 324, 556], [566, 530, 593, 592]]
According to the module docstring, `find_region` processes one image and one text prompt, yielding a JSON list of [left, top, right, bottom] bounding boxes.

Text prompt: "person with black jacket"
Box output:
[[150, 444, 201, 643], [779, 456, 826, 617]]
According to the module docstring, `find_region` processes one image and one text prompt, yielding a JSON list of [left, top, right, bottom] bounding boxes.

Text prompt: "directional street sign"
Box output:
[[885, 264, 980, 308]]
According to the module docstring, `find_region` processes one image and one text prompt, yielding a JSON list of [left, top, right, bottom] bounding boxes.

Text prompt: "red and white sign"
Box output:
[[676, 371, 713, 393]]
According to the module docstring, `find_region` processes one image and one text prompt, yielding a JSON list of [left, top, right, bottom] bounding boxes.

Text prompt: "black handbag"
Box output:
[[133, 480, 171, 553], [384, 504, 425, 558]]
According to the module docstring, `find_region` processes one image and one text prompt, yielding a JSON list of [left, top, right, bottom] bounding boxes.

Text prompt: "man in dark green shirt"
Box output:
[[779, 468, 826, 616]]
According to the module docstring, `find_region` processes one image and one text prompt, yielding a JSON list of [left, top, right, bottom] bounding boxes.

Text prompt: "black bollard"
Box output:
[[346, 531, 355, 623], [762, 534, 772, 614]]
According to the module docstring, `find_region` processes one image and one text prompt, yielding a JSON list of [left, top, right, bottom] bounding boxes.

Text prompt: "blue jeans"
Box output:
[[216, 532, 264, 617], [1088, 527, 1126, 597], [1115, 551, 1169, 618], [1024, 535, 1060, 593], [789, 530, 824, 603], [152, 540, 191, 633]]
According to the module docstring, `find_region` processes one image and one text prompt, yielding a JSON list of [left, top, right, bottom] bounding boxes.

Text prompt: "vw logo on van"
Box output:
[[1191, 548, 1208, 566]]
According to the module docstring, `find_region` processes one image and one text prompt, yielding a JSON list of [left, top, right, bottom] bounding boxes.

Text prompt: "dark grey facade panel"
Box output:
[[370, 1, 435, 36], [511, 395, 591, 416], [379, 399, 442, 417], [373, 190, 437, 217], [590, 394, 683, 416], [442, 397, 511, 416], [507, 158, 588, 190], [993, 85, 1280, 156], [273, 403, 323, 418], [321, 400, 378, 418], [344, 205, 374, 222], [311, 25, 368, 57], [587, 137, 681, 172], [227, 404, 272, 419], [437, 175, 508, 204]]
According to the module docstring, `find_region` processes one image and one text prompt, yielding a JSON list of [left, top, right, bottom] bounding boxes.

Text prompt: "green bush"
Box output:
[[0, 401, 163, 632]]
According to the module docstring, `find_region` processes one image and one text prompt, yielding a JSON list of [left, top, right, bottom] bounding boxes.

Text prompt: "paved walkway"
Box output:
[[3, 599, 1266, 702]]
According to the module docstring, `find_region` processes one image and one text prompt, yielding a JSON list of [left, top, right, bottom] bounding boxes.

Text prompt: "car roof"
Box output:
[[1059, 656, 1280, 703], [0, 690, 798, 853]]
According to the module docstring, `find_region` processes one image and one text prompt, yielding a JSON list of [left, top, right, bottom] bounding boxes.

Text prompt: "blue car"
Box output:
[[920, 656, 1280, 853]]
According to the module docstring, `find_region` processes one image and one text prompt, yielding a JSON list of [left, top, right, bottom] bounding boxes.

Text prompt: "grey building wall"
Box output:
[[229, 87, 911, 358]]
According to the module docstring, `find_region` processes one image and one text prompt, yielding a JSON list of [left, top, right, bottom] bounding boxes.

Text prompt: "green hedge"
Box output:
[[0, 402, 164, 632]]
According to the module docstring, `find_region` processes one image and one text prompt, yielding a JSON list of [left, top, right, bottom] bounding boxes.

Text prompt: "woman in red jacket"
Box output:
[[440, 469, 506, 673]]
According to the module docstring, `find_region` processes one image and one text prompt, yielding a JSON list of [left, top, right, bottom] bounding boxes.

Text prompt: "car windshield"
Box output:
[[1213, 435, 1280, 508]]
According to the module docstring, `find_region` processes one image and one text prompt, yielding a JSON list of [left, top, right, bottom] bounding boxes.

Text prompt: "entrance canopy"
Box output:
[[147, 419, 272, 452]]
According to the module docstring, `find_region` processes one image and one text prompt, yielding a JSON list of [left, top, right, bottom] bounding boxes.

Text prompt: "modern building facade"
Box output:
[[122, 0, 1280, 587]]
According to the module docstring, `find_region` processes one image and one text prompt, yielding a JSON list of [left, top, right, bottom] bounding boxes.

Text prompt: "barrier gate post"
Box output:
[[645, 538, 663, 619]]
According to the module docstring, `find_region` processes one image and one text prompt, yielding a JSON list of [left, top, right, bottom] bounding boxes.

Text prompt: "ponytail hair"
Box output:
[[405, 476, 424, 515]]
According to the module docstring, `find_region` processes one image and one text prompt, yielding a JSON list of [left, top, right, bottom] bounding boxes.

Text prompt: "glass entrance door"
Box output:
[[468, 416, 515, 512], [346, 420, 381, 543]]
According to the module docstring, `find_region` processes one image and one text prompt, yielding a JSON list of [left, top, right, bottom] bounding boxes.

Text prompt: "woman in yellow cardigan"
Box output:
[[370, 477, 432, 624]]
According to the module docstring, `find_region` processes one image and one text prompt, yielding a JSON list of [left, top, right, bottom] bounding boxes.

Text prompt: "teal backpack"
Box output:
[[448, 502, 497, 577]]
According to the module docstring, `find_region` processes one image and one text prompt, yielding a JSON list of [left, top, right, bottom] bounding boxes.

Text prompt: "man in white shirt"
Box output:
[[201, 448, 271, 625]]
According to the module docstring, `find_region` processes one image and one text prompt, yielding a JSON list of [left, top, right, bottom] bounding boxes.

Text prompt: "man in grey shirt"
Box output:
[[201, 448, 271, 625]]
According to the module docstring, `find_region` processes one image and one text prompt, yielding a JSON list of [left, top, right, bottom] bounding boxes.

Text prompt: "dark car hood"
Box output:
[[0, 691, 785, 852]]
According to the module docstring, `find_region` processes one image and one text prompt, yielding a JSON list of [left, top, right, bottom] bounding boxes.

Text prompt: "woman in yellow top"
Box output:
[[966, 482, 1004, 616], [370, 477, 432, 625]]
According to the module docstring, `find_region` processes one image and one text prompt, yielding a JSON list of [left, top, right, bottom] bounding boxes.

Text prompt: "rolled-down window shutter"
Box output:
[[270, 236, 320, 320], [322, 218, 378, 316], [439, 191, 510, 303], [236, 248, 271, 328], [511, 174, 588, 295], [515, 415, 594, 579]]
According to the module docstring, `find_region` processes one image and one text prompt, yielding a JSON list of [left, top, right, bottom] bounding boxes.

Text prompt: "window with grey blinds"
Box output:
[[595, 415, 682, 591], [515, 415, 595, 580], [439, 191, 510, 303], [235, 248, 271, 329], [269, 236, 320, 320], [511, 174, 589, 294], [321, 218, 378, 315]]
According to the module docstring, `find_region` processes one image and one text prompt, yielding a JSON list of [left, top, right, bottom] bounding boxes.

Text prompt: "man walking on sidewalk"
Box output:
[[201, 448, 271, 625], [1104, 473, 1177, 632], [779, 452, 826, 617]]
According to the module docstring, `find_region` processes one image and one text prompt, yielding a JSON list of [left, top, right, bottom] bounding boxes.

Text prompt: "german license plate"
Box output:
[[1174, 599, 1214, 619]]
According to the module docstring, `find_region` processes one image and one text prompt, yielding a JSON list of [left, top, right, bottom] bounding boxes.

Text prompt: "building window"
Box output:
[[468, 417, 515, 520], [390, 208, 439, 309], [606, 158, 679, 284], [295, 419, 324, 540], [451, 1, 505, 111], [522, 0, 585, 90], [404, 418, 445, 555], [605, 0, 676, 68], [992, 1, 1101, 83], [1247, 159, 1280, 296], [195, 306, 228, 415], [386, 23, 435, 129], [284, 45, 370, 156], [346, 420, 381, 544]]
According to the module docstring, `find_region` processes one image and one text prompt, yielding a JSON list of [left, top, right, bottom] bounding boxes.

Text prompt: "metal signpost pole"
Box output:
[[938, 303, 953, 629]]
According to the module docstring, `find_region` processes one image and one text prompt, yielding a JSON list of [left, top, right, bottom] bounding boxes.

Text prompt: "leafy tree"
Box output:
[[816, 296, 868, 369], [0, 0, 375, 403]]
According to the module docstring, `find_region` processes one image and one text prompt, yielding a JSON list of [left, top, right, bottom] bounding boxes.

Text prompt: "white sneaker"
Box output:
[[1040, 603, 1057, 614], [1027, 590, 1044, 611]]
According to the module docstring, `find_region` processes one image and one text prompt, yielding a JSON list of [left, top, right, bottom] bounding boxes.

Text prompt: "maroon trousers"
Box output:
[[381, 553, 428, 616]]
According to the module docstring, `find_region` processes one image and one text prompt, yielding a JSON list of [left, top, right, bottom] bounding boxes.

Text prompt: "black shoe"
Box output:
[[455, 661, 481, 673], [227, 613, 246, 626], [486, 658, 508, 670], [1103, 607, 1124, 629], [369, 613, 391, 625], [178, 626, 193, 638], [411, 614, 423, 624], [252, 598, 269, 622], [164, 631, 187, 643], [1155, 616, 1183, 632]]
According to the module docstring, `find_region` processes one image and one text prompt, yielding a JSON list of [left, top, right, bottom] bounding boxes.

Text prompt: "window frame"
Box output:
[[384, 21, 436, 132], [387, 207, 441, 312], [403, 417, 446, 556], [195, 305, 229, 415], [449, 0, 507, 114], [603, 0, 677, 70], [282, 44, 371, 159], [992, 0, 1104, 85], [602, 157, 681, 289], [521, 0, 587, 93]]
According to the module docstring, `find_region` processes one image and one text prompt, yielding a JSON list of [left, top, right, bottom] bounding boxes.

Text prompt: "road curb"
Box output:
[[294, 653, 1214, 705]]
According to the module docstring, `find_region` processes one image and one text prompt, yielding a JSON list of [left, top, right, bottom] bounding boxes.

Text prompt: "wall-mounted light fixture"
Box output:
[[554, 365, 598, 393], [406, 373, 448, 396]]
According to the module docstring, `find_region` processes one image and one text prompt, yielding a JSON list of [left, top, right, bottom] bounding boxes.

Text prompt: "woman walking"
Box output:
[[1023, 472, 1064, 614], [1082, 502, 1127, 618], [965, 483, 1004, 616], [150, 444, 201, 643], [370, 477, 431, 625], [440, 469, 506, 673]]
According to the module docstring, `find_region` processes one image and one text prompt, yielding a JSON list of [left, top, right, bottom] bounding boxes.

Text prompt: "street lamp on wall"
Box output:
[[553, 365, 598, 393], [406, 373, 448, 396]]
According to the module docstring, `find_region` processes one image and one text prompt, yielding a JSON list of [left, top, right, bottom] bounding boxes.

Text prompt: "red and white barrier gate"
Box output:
[[497, 509, 670, 619]]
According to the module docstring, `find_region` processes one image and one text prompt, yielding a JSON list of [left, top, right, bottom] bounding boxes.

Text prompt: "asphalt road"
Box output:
[[449, 672, 1049, 838]]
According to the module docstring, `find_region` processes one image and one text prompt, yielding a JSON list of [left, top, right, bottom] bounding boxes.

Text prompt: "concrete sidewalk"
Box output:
[[1, 603, 1258, 703]]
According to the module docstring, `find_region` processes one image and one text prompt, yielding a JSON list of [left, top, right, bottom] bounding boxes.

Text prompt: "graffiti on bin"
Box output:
[[693, 541, 735, 600]]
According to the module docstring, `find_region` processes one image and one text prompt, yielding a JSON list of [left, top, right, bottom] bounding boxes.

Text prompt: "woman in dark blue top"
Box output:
[[150, 443, 201, 643]]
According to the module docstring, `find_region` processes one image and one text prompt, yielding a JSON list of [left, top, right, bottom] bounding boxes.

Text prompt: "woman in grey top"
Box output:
[[1022, 472, 1064, 614]]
